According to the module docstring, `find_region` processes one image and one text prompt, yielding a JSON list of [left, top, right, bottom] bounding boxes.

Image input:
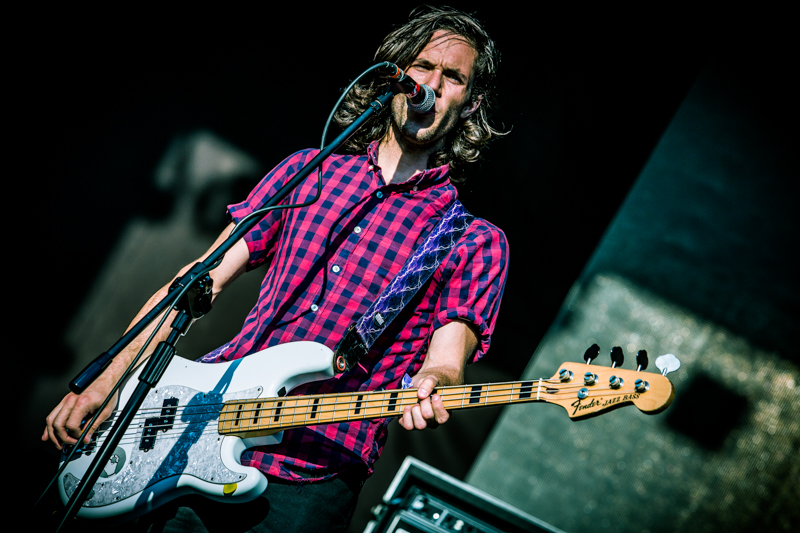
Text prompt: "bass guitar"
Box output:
[[58, 341, 675, 521]]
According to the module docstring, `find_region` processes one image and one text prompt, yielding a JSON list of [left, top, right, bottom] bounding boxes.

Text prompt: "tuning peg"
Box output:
[[583, 344, 600, 365], [636, 350, 648, 371], [655, 353, 681, 376], [610, 346, 624, 368]]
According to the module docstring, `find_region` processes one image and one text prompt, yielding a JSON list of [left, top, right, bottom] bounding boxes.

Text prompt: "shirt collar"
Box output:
[[367, 140, 451, 187]]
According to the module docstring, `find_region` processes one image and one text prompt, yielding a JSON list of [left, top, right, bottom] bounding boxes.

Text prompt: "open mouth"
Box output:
[[409, 105, 436, 117]]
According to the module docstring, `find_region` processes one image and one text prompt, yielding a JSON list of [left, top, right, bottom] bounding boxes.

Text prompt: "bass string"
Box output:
[[99, 367, 657, 421], [110, 389, 515, 427], [106, 379, 577, 419], [119, 381, 629, 426], [213, 382, 628, 418], [83, 384, 634, 444], [78, 383, 640, 451]]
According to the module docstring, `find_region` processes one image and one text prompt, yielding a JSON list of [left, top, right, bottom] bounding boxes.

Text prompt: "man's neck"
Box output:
[[377, 126, 443, 185]]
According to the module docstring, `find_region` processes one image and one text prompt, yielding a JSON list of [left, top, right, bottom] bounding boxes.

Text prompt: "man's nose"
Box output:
[[426, 69, 443, 96]]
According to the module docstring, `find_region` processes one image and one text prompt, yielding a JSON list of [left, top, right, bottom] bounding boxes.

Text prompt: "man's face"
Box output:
[[390, 30, 481, 151]]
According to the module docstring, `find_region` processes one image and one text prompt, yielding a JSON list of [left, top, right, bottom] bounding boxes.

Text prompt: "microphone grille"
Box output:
[[408, 84, 435, 114]]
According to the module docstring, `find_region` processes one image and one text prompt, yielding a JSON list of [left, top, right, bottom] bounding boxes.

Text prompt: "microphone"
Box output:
[[382, 62, 435, 114]]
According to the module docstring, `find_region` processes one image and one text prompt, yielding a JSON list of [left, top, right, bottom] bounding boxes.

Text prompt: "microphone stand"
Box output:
[[55, 88, 396, 531]]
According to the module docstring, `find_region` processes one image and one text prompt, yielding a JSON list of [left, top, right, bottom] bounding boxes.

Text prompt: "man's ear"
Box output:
[[460, 94, 483, 119]]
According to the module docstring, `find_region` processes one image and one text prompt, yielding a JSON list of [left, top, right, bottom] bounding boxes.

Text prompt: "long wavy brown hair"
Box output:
[[333, 5, 506, 183]]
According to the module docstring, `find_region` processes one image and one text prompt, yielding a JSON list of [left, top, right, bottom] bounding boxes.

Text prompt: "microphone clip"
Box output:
[[381, 62, 435, 114]]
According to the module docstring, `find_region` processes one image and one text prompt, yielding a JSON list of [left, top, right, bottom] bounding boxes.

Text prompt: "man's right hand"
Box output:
[[41, 224, 249, 451], [42, 387, 117, 450]]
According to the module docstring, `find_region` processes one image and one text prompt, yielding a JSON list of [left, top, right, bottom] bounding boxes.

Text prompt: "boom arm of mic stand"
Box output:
[[57, 89, 394, 529]]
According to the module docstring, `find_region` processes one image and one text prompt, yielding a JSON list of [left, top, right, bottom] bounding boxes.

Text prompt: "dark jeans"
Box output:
[[77, 468, 366, 533]]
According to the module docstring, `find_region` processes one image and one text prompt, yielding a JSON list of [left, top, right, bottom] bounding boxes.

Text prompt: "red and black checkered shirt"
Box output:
[[202, 141, 509, 481]]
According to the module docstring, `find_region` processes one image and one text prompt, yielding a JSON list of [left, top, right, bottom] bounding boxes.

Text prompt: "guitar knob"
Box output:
[[635, 379, 649, 392], [636, 350, 649, 371], [610, 346, 624, 368], [655, 353, 681, 376], [559, 369, 573, 382], [584, 344, 600, 364], [609, 375, 624, 389], [584, 372, 598, 385]]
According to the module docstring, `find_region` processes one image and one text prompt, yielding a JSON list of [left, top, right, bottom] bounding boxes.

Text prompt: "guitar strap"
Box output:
[[333, 200, 474, 373]]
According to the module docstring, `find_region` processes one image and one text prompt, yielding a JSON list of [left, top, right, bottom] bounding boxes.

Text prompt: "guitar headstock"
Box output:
[[544, 347, 676, 420]]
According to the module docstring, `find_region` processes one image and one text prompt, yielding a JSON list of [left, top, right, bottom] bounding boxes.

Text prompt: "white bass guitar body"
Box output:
[[58, 341, 334, 521]]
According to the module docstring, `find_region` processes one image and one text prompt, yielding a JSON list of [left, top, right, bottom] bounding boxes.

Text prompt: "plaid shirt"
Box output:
[[202, 141, 508, 481]]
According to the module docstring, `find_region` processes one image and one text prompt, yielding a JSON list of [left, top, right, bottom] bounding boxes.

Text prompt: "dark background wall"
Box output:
[[466, 55, 798, 533], [16, 5, 795, 532]]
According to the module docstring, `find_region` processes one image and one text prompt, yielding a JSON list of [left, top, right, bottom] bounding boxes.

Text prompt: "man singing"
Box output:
[[44, 6, 509, 531]]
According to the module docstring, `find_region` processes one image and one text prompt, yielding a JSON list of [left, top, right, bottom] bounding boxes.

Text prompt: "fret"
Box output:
[[288, 397, 310, 425], [440, 387, 465, 410], [365, 393, 386, 418], [245, 401, 256, 430], [484, 383, 504, 406], [320, 396, 337, 423], [220, 404, 233, 432], [289, 397, 300, 426], [377, 391, 388, 416], [241, 401, 256, 430], [331, 398, 337, 421], [494, 384, 507, 404], [219, 405, 228, 432], [339, 393, 351, 420]]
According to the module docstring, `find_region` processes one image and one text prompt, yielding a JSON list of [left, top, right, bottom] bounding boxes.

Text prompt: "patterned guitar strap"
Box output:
[[333, 200, 474, 373]]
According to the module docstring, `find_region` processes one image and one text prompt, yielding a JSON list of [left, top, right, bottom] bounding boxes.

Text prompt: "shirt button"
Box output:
[[376, 191, 384, 199], [369, 165, 374, 171], [332, 265, 340, 273], [354, 226, 362, 234], [412, 186, 418, 192], [310, 304, 319, 312]]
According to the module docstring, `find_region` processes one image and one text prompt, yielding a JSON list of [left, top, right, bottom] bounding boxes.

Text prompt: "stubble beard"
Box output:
[[389, 94, 458, 157]]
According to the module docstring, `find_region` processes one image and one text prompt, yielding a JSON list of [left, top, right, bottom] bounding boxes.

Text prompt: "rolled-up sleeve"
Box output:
[[432, 220, 509, 363]]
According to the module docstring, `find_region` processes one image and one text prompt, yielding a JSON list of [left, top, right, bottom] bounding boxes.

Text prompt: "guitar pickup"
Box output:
[[160, 398, 178, 429], [140, 398, 179, 451]]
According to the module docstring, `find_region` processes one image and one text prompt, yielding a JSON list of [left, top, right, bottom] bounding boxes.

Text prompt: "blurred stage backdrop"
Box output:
[[17, 5, 796, 532]]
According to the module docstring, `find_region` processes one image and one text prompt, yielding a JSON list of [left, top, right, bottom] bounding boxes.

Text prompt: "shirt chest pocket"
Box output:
[[348, 237, 413, 298]]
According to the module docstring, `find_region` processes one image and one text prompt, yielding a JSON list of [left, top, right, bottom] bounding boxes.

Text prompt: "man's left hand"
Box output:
[[396, 319, 478, 431], [398, 373, 449, 430]]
